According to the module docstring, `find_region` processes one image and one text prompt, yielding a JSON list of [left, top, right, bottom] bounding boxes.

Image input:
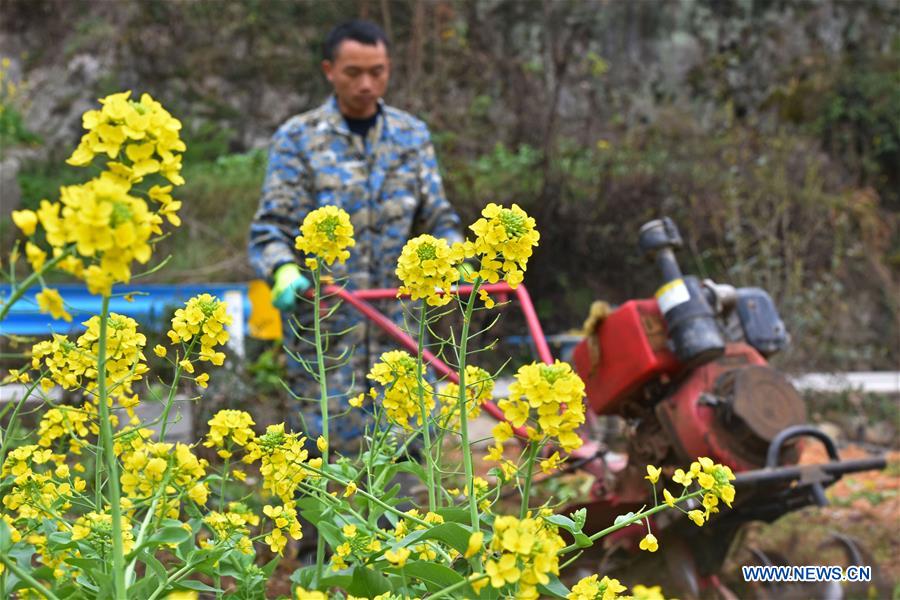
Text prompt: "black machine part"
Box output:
[[735, 287, 789, 357], [638, 218, 726, 366]]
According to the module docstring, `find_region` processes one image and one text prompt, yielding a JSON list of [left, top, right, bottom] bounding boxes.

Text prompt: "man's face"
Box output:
[[322, 40, 390, 119]]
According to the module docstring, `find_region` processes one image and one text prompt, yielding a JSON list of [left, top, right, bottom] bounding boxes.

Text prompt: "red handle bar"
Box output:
[[321, 282, 553, 432]]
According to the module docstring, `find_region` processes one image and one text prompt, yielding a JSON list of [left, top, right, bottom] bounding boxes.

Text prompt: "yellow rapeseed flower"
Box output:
[[498, 360, 586, 453], [35, 288, 72, 322], [639, 533, 658, 552], [440, 365, 494, 423], [204, 410, 256, 449], [24, 241, 46, 271], [367, 350, 435, 429], [11, 209, 38, 236], [465, 203, 540, 288], [384, 547, 411, 567], [294, 205, 355, 265], [343, 481, 358, 497], [396, 234, 458, 306], [568, 574, 627, 600], [663, 488, 676, 508], [465, 531, 484, 558]]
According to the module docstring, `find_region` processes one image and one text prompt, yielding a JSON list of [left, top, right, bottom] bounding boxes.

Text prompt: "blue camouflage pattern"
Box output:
[[248, 96, 461, 453]]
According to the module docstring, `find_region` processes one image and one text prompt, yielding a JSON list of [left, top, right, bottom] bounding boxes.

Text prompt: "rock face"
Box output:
[[0, 0, 896, 369], [2, 0, 896, 158]]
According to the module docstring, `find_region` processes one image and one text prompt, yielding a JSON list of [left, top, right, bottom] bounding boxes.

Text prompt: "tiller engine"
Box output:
[[569, 218, 887, 598]]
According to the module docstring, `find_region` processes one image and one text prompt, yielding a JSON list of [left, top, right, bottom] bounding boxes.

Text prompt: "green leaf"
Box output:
[[346, 565, 392, 597], [262, 556, 280, 577], [544, 514, 579, 534], [435, 507, 470, 524], [297, 496, 326, 524], [407, 522, 472, 555], [570, 508, 587, 529], [174, 579, 223, 593], [392, 460, 427, 482], [316, 521, 343, 549], [402, 560, 465, 592], [0, 519, 11, 552], [290, 565, 316, 587], [538, 573, 571, 598], [47, 531, 76, 551], [127, 577, 158, 599], [141, 550, 168, 582], [148, 526, 192, 546]]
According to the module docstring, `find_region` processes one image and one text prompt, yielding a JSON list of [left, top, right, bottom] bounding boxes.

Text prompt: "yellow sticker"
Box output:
[[655, 278, 690, 314]]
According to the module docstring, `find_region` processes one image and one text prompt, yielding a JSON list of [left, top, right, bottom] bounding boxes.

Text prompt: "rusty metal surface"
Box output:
[[725, 365, 807, 442]]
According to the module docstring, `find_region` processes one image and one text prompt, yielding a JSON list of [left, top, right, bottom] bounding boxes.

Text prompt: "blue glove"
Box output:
[[271, 263, 311, 311]]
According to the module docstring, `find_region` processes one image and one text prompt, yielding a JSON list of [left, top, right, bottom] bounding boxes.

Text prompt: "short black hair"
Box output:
[[323, 20, 390, 61]]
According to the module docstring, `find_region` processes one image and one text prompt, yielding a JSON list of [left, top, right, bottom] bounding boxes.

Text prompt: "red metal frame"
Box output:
[[323, 282, 553, 432]]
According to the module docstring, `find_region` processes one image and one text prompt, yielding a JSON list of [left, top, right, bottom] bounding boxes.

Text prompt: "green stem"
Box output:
[[415, 302, 437, 512], [0, 553, 61, 600], [94, 295, 127, 599], [215, 452, 230, 600], [0, 371, 46, 469], [303, 463, 430, 528], [0, 249, 71, 322], [559, 489, 704, 554], [456, 280, 481, 533], [429, 574, 488, 600], [311, 263, 329, 587], [519, 442, 539, 518], [145, 554, 208, 600], [123, 492, 162, 585], [158, 336, 198, 442]]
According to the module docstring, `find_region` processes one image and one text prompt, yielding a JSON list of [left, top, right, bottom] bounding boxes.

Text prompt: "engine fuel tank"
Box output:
[[573, 299, 682, 415]]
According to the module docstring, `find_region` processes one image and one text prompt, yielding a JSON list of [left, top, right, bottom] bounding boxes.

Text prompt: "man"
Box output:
[[248, 20, 462, 452]]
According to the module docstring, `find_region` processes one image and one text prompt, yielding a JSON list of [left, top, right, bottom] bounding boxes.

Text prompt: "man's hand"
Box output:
[[271, 263, 311, 311]]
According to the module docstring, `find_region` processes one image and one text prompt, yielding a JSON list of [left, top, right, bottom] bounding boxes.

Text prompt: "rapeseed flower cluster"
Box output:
[[329, 522, 386, 571], [294, 205, 355, 265], [165, 293, 231, 388], [2, 445, 80, 520], [636, 457, 738, 555], [663, 457, 737, 527], [119, 439, 209, 517], [483, 513, 566, 600], [453, 203, 540, 288], [262, 503, 304, 555], [36, 405, 92, 455], [204, 409, 256, 453], [71, 511, 136, 556], [440, 365, 494, 424], [497, 360, 586, 454], [35, 288, 71, 322], [9, 91, 185, 298], [67, 91, 185, 184], [244, 424, 317, 505], [167, 293, 231, 363], [203, 505, 259, 555], [395, 234, 458, 306], [567, 574, 627, 600], [30, 313, 148, 423], [367, 350, 435, 429]]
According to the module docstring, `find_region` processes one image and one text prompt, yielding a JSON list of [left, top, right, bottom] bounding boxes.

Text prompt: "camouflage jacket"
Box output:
[[248, 96, 462, 290]]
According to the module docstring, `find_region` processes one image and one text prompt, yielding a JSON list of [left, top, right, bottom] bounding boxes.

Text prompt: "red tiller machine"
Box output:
[[326, 217, 887, 599]]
